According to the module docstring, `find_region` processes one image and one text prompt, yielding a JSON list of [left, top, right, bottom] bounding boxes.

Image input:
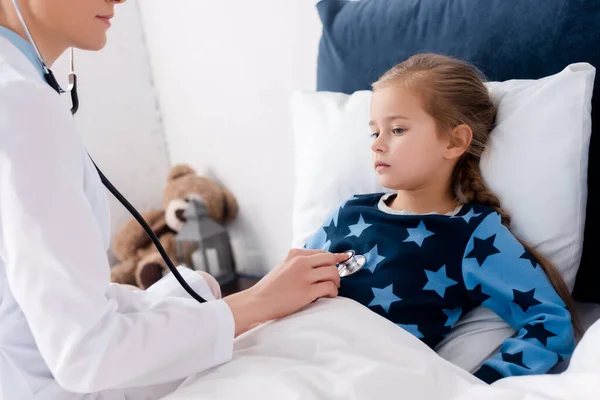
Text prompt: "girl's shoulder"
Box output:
[[341, 192, 386, 208], [454, 203, 512, 241], [455, 202, 499, 219], [445, 203, 504, 232]]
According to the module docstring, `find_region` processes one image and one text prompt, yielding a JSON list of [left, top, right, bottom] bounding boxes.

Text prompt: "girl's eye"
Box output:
[[392, 128, 406, 135], [370, 132, 380, 138]]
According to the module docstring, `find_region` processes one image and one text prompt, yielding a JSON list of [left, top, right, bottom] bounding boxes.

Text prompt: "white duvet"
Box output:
[[163, 298, 600, 400]]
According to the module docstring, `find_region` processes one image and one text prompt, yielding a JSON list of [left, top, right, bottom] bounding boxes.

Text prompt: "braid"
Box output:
[[455, 154, 511, 227], [456, 154, 582, 336]]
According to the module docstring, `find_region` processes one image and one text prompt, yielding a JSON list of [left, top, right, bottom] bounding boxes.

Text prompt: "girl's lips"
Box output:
[[375, 162, 390, 172]]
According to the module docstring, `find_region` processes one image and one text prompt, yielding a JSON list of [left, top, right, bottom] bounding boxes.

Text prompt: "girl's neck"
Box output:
[[388, 185, 459, 215]]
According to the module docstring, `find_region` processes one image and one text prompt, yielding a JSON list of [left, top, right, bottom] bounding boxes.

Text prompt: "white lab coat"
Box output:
[[0, 36, 235, 399]]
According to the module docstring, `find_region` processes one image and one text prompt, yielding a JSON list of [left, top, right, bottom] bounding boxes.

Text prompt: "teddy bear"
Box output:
[[110, 164, 238, 290]]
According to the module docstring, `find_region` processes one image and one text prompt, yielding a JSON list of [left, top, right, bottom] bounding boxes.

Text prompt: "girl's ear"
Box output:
[[444, 124, 472, 160]]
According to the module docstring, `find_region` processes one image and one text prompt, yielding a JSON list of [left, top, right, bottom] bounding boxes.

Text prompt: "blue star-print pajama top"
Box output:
[[304, 193, 575, 384]]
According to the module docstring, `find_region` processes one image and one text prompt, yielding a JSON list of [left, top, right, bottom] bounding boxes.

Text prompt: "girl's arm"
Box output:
[[461, 212, 575, 384], [303, 199, 349, 251]]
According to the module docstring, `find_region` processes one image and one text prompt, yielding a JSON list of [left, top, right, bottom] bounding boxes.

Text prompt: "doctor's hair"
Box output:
[[372, 53, 581, 335]]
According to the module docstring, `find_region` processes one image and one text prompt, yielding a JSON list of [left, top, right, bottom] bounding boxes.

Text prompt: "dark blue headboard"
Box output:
[[316, 0, 600, 303]]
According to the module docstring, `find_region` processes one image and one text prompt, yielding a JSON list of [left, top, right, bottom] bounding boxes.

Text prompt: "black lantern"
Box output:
[[175, 199, 237, 285]]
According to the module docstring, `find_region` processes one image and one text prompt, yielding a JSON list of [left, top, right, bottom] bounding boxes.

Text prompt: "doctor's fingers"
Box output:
[[310, 280, 339, 300], [309, 265, 341, 288], [284, 248, 325, 261], [290, 252, 348, 271]]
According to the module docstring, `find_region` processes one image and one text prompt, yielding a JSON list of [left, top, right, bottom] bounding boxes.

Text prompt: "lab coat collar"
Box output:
[[0, 25, 45, 79]]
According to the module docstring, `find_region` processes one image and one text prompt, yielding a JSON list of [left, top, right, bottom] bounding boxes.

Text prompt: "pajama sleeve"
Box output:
[[461, 212, 575, 384], [303, 200, 348, 251]]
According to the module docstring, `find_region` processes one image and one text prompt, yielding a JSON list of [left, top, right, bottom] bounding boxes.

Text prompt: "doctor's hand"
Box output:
[[223, 249, 347, 337]]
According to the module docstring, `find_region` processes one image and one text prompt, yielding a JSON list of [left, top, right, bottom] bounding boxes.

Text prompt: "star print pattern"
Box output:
[[333, 195, 360, 225], [423, 265, 458, 298], [467, 284, 490, 304], [323, 219, 337, 243], [303, 220, 331, 252], [520, 250, 538, 268], [364, 245, 386, 273], [458, 207, 482, 223], [465, 235, 500, 266], [403, 221, 435, 247], [501, 352, 530, 369], [303, 193, 575, 383], [368, 283, 402, 313], [345, 214, 372, 238], [443, 307, 463, 327], [513, 288, 542, 312], [523, 323, 557, 346]]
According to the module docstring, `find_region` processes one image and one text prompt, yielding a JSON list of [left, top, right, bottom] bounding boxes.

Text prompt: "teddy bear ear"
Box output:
[[168, 164, 196, 181]]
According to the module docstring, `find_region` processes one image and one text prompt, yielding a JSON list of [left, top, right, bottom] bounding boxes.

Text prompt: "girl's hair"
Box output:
[[372, 53, 581, 334]]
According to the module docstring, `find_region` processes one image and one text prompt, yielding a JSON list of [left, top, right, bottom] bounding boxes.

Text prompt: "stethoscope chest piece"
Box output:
[[337, 250, 366, 277]]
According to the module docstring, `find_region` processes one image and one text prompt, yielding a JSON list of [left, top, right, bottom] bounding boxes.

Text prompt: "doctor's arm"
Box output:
[[0, 85, 343, 393]]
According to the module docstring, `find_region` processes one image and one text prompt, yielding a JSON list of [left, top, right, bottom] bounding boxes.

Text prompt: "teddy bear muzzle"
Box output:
[[165, 194, 207, 232]]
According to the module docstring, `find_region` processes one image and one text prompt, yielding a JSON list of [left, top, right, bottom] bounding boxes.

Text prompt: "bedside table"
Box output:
[[220, 275, 262, 297]]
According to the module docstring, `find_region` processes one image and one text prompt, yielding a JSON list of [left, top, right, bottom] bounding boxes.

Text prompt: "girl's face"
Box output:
[[369, 83, 456, 192], [26, 0, 124, 51]]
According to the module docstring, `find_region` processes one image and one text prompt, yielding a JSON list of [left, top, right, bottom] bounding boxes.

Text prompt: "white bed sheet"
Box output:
[[162, 298, 600, 400]]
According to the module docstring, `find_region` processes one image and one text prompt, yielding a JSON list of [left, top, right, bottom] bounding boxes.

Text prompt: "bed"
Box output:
[[164, 0, 600, 398], [162, 298, 600, 400]]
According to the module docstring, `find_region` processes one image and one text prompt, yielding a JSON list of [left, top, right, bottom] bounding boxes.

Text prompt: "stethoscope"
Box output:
[[11, 0, 210, 304], [337, 250, 366, 277], [10, 0, 367, 306]]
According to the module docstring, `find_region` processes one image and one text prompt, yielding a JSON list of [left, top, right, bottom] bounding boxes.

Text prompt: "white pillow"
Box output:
[[289, 63, 595, 372]]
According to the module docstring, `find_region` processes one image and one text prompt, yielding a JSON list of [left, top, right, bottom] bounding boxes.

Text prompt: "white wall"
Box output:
[[137, 1, 322, 275], [53, 0, 170, 239]]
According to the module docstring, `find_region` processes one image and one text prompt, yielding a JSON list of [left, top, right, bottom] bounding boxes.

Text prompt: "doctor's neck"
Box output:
[[0, 6, 69, 66]]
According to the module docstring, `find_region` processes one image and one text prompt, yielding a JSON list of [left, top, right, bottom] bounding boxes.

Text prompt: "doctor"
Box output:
[[0, 0, 345, 399]]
